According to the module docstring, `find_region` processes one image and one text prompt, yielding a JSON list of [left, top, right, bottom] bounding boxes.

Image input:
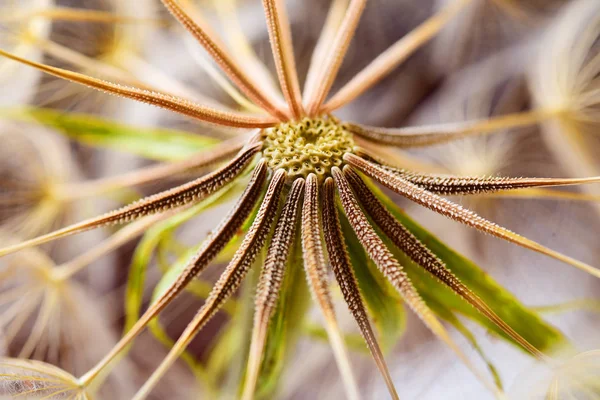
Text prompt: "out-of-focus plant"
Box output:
[[0, 0, 598, 399]]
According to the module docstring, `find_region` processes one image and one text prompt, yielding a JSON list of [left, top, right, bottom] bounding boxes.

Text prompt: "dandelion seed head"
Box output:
[[0, 127, 75, 238], [261, 116, 354, 181], [511, 349, 600, 400], [531, 0, 600, 130]]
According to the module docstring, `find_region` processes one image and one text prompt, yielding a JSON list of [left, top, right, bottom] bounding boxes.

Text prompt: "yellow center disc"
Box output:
[[262, 116, 354, 181]]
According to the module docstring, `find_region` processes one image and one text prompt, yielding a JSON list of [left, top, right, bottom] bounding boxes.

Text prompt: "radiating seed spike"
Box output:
[[80, 161, 269, 387], [132, 169, 287, 400], [0, 49, 277, 128], [331, 167, 502, 397], [379, 166, 600, 196], [305, 0, 367, 115], [345, 154, 600, 280], [159, 0, 288, 120], [302, 174, 361, 400], [0, 144, 261, 258], [344, 109, 555, 147], [322, 0, 474, 112], [303, 0, 349, 102], [322, 178, 399, 400], [344, 166, 545, 359], [242, 178, 305, 400], [212, 0, 281, 99], [262, 0, 304, 118]]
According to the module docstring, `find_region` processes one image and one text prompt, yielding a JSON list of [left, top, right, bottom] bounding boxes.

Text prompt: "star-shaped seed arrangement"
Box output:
[[1, 0, 600, 399]]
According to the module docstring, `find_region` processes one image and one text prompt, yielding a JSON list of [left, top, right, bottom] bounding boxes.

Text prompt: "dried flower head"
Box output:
[[0, 0, 599, 399], [0, 126, 75, 239]]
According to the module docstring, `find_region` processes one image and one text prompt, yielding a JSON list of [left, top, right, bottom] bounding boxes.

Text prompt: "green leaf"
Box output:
[[338, 207, 406, 352], [365, 180, 567, 353], [0, 106, 219, 161]]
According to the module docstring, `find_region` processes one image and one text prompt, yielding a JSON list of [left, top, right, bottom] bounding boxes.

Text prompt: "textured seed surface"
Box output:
[[262, 116, 354, 181]]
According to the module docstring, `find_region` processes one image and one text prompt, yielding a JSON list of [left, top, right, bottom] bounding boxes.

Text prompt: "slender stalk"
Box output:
[[132, 169, 286, 400], [322, 178, 399, 400], [242, 178, 305, 400], [159, 0, 289, 120], [0, 49, 276, 128], [481, 188, 600, 202], [183, 38, 264, 114], [354, 141, 445, 174], [0, 144, 260, 257], [79, 162, 269, 387], [323, 0, 474, 112], [301, 174, 361, 400], [262, 0, 304, 118], [345, 109, 561, 147], [1, 7, 164, 24], [52, 214, 167, 281], [62, 136, 248, 199], [120, 53, 230, 109], [212, 0, 281, 100], [345, 154, 600, 279], [303, 0, 349, 102], [305, 0, 367, 115], [31, 37, 155, 90]]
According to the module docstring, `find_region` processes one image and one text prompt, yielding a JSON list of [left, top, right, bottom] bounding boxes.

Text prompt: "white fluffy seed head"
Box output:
[[530, 0, 600, 131]]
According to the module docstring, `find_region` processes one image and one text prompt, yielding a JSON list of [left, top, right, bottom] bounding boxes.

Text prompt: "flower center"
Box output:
[[261, 116, 355, 181]]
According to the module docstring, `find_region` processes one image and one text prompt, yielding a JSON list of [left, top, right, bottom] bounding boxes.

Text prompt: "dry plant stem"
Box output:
[[212, 0, 281, 100], [262, 0, 304, 118], [331, 167, 502, 397], [345, 154, 600, 279], [321, 178, 399, 400], [303, 0, 349, 102], [66, 136, 249, 199], [242, 178, 305, 400], [305, 0, 367, 115], [159, 0, 288, 121], [52, 214, 168, 281], [380, 167, 600, 196], [31, 37, 156, 91], [301, 174, 361, 400], [0, 144, 261, 258], [354, 142, 445, 174], [182, 35, 264, 113], [2, 7, 163, 24], [36, 36, 228, 111], [323, 0, 474, 112], [0, 49, 276, 128], [79, 162, 269, 387], [344, 167, 546, 359], [132, 169, 287, 400], [483, 188, 600, 202], [345, 109, 561, 147]]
